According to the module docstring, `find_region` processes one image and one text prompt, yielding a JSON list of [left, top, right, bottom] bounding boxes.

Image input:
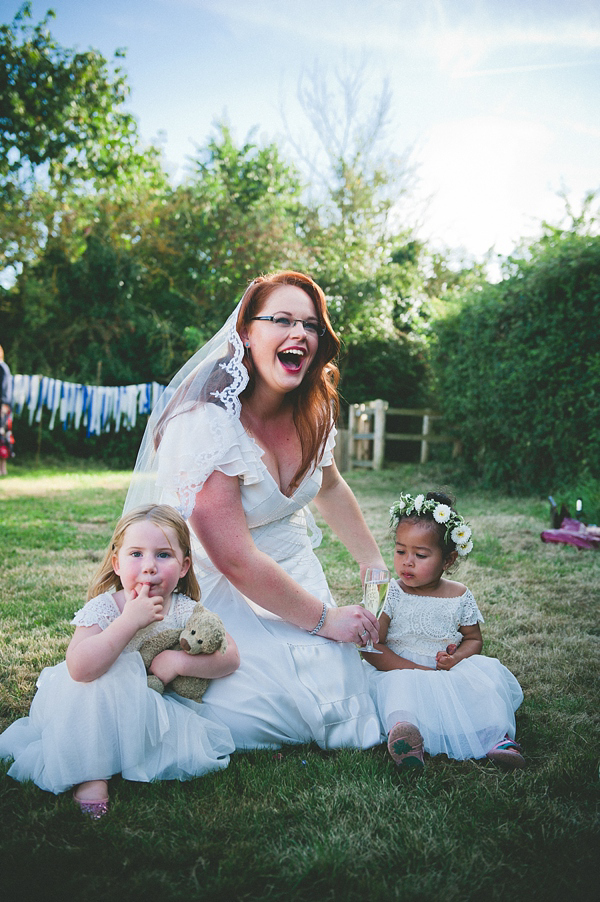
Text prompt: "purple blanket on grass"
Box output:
[[541, 518, 600, 550]]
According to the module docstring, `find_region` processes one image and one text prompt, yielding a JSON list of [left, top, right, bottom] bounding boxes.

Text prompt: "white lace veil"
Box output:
[[124, 286, 253, 513]]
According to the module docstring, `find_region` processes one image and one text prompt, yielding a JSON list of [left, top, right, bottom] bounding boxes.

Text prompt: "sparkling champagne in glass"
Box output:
[[360, 567, 390, 653]]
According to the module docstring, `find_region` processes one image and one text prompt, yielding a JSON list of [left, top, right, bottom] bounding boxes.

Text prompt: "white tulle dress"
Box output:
[[368, 579, 524, 760], [148, 402, 383, 751], [0, 592, 235, 794]]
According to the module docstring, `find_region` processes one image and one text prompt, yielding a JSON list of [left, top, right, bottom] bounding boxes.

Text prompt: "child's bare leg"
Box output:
[[73, 779, 109, 802], [73, 780, 109, 818]]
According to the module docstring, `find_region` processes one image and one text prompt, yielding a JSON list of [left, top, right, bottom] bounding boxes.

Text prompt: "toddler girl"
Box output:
[[365, 491, 525, 770], [0, 504, 239, 817]]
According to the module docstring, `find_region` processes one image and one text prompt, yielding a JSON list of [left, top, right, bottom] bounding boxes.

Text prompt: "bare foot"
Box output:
[[73, 779, 109, 802]]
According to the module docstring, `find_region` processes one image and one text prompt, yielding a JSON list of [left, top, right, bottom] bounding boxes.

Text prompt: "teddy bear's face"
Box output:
[[179, 610, 227, 656]]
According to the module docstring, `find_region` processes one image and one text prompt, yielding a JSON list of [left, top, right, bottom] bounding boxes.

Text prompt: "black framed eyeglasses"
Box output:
[[250, 315, 326, 337]]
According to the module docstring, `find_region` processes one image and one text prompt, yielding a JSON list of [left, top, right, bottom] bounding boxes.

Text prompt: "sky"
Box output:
[[3, 0, 600, 265]]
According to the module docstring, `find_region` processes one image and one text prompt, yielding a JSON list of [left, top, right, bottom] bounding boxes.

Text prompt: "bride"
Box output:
[[125, 271, 386, 750]]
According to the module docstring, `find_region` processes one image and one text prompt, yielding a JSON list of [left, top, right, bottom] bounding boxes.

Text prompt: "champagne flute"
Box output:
[[360, 567, 389, 654]]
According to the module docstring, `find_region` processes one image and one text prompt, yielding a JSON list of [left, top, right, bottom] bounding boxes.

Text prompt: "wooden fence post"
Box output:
[[420, 414, 430, 464], [356, 405, 371, 462], [347, 403, 356, 468], [373, 399, 388, 470]]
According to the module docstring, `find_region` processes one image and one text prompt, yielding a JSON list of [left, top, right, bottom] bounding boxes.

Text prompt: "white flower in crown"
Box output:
[[451, 524, 472, 545], [414, 493, 425, 512], [433, 503, 452, 524], [456, 539, 473, 556], [397, 498, 407, 511]]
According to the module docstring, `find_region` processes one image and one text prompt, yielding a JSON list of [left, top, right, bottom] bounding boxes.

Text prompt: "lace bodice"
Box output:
[[149, 403, 337, 574], [383, 579, 484, 662], [155, 402, 336, 518], [71, 592, 198, 653]]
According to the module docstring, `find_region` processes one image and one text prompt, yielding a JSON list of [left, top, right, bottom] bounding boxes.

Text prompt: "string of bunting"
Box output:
[[12, 374, 165, 436]]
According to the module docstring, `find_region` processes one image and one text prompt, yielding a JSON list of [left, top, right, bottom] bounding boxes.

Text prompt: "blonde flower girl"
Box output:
[[0, 504, 239, 817]]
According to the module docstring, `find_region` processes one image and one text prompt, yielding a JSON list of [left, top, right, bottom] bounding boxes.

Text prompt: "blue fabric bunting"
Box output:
[[12, 375, 165, 435]]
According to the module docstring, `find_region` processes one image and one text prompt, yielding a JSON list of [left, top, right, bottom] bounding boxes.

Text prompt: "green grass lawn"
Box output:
[[0, 460, 598, 902]]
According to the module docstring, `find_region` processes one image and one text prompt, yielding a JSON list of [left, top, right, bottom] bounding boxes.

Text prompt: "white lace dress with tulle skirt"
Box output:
[[150, 402, 383, 751], [0, 592, 235, 794], [368, 579, 524, 760]]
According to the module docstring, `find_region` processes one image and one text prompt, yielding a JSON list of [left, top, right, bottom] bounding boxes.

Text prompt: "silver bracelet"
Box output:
[[309, 602, 327, 635]]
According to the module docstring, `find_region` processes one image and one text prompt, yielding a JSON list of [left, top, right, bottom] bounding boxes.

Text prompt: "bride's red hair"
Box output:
[[238, 271, 340, 491], [152, 271, 340, 491]]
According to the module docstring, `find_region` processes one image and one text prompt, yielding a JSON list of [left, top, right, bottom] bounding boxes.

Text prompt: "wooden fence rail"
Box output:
[[342, 400, 460, 471]]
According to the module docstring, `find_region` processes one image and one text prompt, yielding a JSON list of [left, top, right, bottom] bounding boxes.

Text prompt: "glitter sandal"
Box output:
[[73, 792, 109, 819]]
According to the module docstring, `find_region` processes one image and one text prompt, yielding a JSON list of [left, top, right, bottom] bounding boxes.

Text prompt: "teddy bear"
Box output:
[[138, 602, 227, 703]]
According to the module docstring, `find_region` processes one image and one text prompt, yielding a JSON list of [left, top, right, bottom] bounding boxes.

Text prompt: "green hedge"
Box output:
[[339, 333, 431, 408], [430, 229, 600, 492]]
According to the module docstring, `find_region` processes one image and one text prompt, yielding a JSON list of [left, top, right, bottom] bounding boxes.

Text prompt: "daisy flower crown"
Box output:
[[389, 492, 474, 557]]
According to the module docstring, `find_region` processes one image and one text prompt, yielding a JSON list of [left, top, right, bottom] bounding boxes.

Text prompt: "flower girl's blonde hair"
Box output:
[[88, 505, 201, 601]]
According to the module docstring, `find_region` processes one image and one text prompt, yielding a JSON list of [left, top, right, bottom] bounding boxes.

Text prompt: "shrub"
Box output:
[[430, 227, 600, 492], [338, 333, 431, 408]]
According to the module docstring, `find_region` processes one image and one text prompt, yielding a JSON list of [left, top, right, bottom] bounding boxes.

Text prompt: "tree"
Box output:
[[278, 60, 438, 413], [5, 221, 206, 386], [1, 3, 141, 184], [0, 3, 165, 275], [140, 123, 310, 341], [283, 60, 421, 337]]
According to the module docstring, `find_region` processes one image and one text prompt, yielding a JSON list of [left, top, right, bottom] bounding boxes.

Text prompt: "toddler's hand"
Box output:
[[435, 650, 456, 671], [122, 583, 165, 630], [149, 649, 183, 686]]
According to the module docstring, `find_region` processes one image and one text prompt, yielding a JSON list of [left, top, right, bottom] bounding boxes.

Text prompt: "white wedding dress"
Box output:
[[368, 579, 524, 759], [150, 402, 383, 751], [0, 593, 235, 794]]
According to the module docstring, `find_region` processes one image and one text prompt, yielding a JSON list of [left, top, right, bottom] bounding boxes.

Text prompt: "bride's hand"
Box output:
[[319, 605, 379, 645]]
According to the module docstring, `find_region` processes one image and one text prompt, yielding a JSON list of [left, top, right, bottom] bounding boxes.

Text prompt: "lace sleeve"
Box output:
[[459, 588, 485, 626], [383, 579, 401, 619], [156, 404, 263, 518], [71, 593, 119, 630]]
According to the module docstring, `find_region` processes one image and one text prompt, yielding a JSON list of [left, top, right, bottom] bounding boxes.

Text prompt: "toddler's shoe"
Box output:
[[73, 792, 109, 820], [387, 721, 425, 770], [486, 735, 526, 770]]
